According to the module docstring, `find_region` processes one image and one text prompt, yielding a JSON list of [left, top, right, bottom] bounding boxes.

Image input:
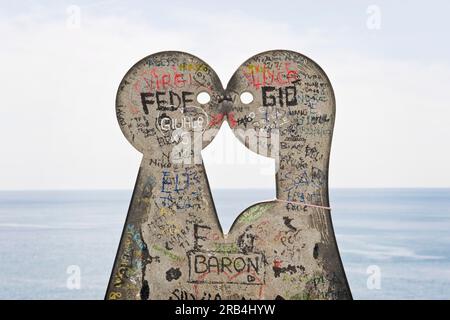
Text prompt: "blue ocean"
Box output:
[[1, 189, 449, 300]]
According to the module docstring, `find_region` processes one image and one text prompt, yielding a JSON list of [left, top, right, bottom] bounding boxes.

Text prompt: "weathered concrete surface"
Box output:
[[106, 51, 352, 300]]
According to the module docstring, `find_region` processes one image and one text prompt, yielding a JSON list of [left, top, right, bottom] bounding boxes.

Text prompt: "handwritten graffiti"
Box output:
[[187, 250, 265, 285], [108, 50, 351, 300], [141, 91, 194, 113], [262, 86, 298, 107], [159, 167, 203, 210], [169, 288, 221, 300], [243, 62, 298, 89]]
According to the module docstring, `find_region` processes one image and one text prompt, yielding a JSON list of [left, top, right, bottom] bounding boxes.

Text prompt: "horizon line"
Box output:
[[1, 187, 450, 192]]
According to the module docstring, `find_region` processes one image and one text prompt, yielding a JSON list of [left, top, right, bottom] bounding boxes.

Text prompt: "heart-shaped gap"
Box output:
[[201, 123, 276, 234]]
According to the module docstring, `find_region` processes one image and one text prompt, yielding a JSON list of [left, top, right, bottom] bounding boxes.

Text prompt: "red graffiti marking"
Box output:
[[133, 66, 193, 93], [193, 269, 265, 299], [227, 112, 237, 128], [273, 259, 282, 269], [208, 113, 237, 128], [243, 62, 299, 90], [209, 113, 225, 127]]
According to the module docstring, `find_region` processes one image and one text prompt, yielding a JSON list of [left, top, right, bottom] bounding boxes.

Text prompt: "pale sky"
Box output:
[[1, 0, 450, 190]]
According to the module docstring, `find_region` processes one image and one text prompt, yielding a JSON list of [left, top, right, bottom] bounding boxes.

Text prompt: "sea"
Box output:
[[0, 189, 449, 300]]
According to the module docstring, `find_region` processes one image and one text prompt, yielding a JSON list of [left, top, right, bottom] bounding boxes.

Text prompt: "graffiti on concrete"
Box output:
[[106, 51, 352, 300]]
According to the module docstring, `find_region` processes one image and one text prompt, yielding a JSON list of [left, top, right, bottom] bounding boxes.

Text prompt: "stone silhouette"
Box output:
[[106, 51, 352, 300]]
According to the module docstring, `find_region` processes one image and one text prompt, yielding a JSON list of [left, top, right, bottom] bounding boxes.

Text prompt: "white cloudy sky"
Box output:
[[1, 0, 449, 190]]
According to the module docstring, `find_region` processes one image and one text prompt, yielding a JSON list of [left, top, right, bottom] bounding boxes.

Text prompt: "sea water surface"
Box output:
[[0, 189, 449, 299]]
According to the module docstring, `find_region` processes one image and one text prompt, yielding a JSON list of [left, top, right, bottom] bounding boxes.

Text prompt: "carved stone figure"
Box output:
[[106, 51, 351, 300]]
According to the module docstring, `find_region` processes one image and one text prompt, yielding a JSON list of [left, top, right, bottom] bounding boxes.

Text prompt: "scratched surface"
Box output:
[[106, 51, 351, 300]]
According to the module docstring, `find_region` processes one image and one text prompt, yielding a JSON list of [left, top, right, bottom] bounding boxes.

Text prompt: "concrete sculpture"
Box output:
[[106, 50, 352, 300]]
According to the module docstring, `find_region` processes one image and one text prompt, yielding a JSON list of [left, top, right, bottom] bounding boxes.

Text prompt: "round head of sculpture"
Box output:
[[116, 51, 225, 158], [226, 50, 336, 203]]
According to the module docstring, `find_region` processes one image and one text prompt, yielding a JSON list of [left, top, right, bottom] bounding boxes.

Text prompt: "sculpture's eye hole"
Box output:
[[197, 91, 211, 104], [240, 91, 254, 104]]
